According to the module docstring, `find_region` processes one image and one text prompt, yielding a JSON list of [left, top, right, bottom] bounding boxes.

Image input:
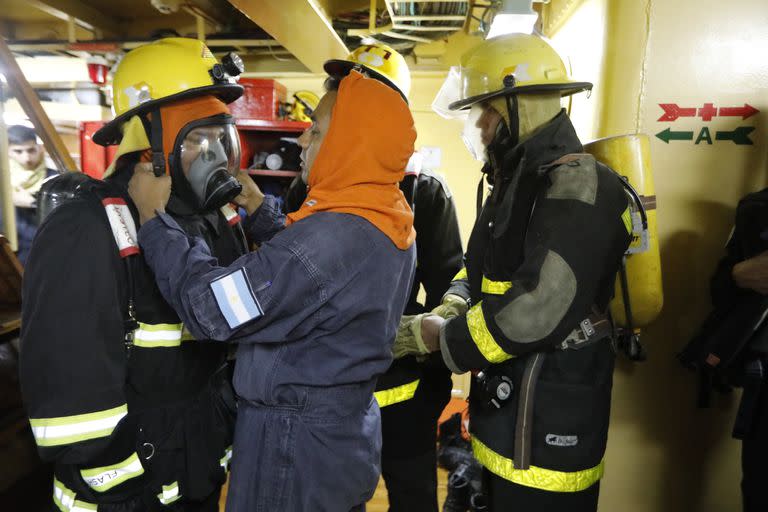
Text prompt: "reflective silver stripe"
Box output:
[[30, 404, 128, 447], [220, 446, 233, 471], [133, 323, 185, 348], [157, 482, 181, 505], [80, 452, 144, 492], [53, 478, 97, 512]]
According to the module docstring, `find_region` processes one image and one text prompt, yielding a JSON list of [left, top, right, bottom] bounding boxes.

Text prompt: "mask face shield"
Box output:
[[432, 67, 469, 120], [462, 103, 489, 162], [176, 119, 242, 211]]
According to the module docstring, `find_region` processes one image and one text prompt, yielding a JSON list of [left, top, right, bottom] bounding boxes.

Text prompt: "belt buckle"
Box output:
[[560, 318, 596, 350], [580, 318, 595, 338]]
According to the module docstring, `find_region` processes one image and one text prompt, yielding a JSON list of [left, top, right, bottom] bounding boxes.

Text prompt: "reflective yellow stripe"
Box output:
[[80, 452, 145, 492], [466, 302, 513, 364], [481, 276, 513, 295], [621, 206, 632, 235], [472, 437, 604, 492], [220, 445, 233, 471], [374, 379, 420, 408], [53, 477, 98, 512], [452, 268, 468, 281], [30, 404, 128, 447], [157, 482, 181, 505], [133, 322, 188, 348]]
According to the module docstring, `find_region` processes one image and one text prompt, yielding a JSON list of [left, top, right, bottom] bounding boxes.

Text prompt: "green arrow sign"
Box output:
[[715, 126, 755, 145], [656, 128, 694, 144]]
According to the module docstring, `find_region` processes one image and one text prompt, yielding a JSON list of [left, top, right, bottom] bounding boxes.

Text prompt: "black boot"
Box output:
[[469, 493, 488, 512], [443, 463, 471, 512]]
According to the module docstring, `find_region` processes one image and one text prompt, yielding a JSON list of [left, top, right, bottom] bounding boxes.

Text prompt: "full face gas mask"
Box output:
[[167, 114, 242, 211]]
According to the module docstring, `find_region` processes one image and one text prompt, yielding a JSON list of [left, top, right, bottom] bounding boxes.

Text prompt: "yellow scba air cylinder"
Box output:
[[584, 134, 663, 328]]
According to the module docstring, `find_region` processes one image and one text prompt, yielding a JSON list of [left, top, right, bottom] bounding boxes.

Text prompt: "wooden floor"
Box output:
[[218, 469, 450, 510]]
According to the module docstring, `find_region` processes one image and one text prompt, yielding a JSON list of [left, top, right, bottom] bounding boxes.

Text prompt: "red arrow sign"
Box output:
[[658, 103, 697, 122], [659, 103, 760, 122], [719, 104, 760, 120]]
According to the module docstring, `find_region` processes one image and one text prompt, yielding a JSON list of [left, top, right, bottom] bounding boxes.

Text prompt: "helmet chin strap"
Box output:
[[506, 95, 519, 148]]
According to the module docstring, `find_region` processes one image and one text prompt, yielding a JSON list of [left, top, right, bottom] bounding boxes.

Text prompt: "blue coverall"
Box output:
[[137, 195, 416, 511]]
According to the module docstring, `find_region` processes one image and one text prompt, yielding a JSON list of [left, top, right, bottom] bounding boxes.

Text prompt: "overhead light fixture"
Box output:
[[486, 0, 538, 39]]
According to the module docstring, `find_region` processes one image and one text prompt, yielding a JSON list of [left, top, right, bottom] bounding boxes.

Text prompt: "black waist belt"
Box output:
[[559, 313, 613, 351]]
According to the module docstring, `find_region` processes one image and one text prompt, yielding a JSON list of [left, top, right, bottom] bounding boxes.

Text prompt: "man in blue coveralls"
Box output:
[[127, 70, 417, 511]]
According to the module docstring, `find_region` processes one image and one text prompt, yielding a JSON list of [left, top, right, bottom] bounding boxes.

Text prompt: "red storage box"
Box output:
[[228, 78, 287, 121]]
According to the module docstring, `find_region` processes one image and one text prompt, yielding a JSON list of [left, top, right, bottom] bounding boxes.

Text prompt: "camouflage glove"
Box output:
[[431, 294, 469, 319]]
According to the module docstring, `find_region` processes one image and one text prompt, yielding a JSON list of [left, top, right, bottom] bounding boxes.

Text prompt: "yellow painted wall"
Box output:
[[550, 0, 768, 510]]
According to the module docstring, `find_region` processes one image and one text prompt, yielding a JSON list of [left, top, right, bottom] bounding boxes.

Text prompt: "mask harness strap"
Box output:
[[150, 109, 166, 177]]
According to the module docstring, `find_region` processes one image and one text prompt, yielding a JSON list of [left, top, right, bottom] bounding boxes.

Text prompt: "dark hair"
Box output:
[[8, 125, 38, 145], [324, 75, 342, 92]]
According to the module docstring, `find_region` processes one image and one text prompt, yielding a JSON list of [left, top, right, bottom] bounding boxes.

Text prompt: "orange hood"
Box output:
[[286, 71, 416, 250]]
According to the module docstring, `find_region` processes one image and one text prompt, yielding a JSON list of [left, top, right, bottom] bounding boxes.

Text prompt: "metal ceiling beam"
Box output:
[[27, 0, 123, 36], [5, 39, 284, 53], [391, 15, 467, 21], [391, 24, 463, 31], [382, 31, 432, 43], [227, 0, 348, 74]]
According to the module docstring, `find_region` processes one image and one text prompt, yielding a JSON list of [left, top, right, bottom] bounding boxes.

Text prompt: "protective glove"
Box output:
[[392, 295, 469, 359], [432, 293, 469, 319], [393, 313, 431, 359]]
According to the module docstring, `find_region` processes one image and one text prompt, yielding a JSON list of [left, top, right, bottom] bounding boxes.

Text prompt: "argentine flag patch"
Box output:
[[210, 269, 264, 329]]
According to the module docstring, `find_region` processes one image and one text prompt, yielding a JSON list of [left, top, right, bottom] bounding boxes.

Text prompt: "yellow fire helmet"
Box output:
[[291, 91, 320, 123], [449, 33, 591, 111], [324, 42, 411, 102], [93, 37, 244, 146]]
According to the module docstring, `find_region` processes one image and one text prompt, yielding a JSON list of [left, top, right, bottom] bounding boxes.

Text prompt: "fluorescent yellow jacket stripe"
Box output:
[[621, 206, 632, 234], [374, 379, 420, 408], [452, 268, 468, 281], [472, 437, 604, 492], [158, 482, 181, 505], [133, 322, 186, 348], [30, 404, 128, 447], [481, 276, 513, 295], [466, 303, 513, 364], [80, 452, 145, 492], [54, 478, 97, 512]]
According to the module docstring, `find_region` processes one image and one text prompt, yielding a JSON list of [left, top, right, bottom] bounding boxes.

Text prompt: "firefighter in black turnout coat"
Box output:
[[20, 38, 248, 511], [397, 34, 633, 511]]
